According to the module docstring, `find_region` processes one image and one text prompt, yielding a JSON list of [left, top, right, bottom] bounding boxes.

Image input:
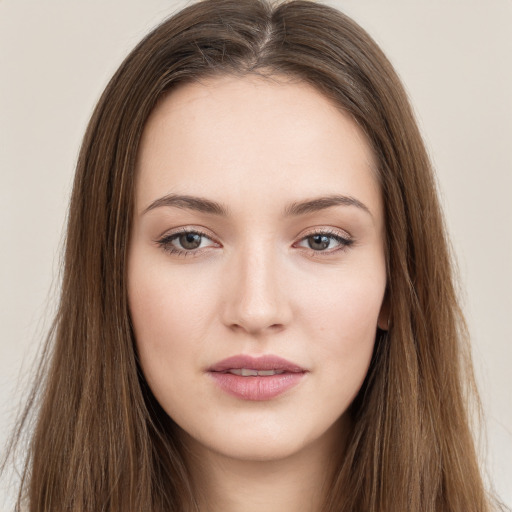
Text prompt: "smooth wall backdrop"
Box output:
[[1, 0, 511, 509]]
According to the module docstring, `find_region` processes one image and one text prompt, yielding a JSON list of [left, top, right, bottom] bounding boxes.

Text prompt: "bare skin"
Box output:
[[128, 74, 387, 511], [184, 414, 348, 512]]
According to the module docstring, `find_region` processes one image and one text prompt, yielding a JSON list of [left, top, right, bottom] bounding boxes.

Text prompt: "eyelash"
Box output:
[[155, 227, 354, 259]]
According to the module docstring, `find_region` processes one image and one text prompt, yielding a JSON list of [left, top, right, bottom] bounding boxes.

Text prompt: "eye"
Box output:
[[295, 230, 353, 254], [156, 228, 218, 257], [156, 227, 353, 258]]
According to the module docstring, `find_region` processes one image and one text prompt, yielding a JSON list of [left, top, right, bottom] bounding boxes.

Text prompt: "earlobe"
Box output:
[[377, 293, 390, 331]]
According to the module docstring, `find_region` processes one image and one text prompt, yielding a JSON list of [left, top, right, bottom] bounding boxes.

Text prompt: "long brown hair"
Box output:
[[3, 0, 502, 510]]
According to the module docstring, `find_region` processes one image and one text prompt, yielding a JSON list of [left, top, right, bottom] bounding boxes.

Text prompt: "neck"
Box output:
[[181, 417, 348, 512]]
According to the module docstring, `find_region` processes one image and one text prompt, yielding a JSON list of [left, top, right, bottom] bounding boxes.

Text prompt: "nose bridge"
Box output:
[[223, 238, 290, 334]]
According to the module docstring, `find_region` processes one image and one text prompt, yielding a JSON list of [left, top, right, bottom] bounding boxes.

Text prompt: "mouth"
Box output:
[[220, 368, 288, 376], [207, 354, 307, 401], [208, 354, 306, 373]]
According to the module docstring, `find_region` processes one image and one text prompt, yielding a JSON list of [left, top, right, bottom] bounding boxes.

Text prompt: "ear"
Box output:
[[377, 292, 390, 331]]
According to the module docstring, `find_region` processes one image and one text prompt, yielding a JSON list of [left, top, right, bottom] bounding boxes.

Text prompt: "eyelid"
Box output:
[[293, 227, 354, 254], [156, 225, 218, 241], [155, 226, 221, 257], [296, 226, 352, 241], [155, 226, 354, 258]]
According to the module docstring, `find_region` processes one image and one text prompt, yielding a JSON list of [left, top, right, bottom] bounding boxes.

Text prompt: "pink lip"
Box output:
[[207, 354, 307, 401]]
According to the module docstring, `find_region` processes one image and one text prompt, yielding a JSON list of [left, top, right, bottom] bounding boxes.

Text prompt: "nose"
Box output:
[[221, 244, 292, 336]]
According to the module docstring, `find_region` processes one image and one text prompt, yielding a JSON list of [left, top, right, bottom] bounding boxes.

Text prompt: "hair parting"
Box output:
[[2, 1, 506, 510]]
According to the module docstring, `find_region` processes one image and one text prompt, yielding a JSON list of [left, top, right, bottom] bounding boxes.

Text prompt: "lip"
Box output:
[[207, 354, 307, 401], [208, 354, 306, 373]]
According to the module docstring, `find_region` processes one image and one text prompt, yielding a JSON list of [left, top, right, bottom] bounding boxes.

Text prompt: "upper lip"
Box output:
[[208, 354, 306, 373]]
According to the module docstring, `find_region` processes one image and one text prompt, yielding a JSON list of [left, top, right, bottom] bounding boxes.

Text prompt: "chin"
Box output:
[[204, 435, 309, 463], [177, 415, 345, 464]]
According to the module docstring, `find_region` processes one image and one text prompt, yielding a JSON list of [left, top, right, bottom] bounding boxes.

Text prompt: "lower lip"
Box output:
[[208, 372, 306, 401]]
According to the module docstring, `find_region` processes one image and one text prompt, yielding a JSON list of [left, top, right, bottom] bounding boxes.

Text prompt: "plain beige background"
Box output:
[[1, 0, 511, 509]]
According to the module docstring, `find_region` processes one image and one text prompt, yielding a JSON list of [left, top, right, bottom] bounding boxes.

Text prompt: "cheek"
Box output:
[[299, 259, 385, 337], [130, 274, 207, 340], [299, 266, 385, 397], [127, 254, 217, 390]]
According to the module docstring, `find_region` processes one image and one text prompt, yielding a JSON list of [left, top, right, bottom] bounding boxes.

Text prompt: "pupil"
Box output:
[[180, 233, 201, 249], [309, 235, 329, 250]]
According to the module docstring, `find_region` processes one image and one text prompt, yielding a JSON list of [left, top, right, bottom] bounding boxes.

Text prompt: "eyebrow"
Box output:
[[142, 193, 372, 218], [283, 195, 372, 218], [143, 194, 228, 216]]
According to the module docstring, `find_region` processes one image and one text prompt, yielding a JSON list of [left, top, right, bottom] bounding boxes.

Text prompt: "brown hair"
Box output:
[[3, 0, 503, 510]]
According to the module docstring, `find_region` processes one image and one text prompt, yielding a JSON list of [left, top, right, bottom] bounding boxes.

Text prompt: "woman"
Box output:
[[3, 0, 505, 510]]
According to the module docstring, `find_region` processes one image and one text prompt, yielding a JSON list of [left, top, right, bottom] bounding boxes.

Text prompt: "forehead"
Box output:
[[135, 74, 381, 220]]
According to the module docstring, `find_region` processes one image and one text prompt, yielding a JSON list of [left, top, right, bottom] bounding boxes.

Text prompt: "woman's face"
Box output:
[[128, 75, 387, 462]]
